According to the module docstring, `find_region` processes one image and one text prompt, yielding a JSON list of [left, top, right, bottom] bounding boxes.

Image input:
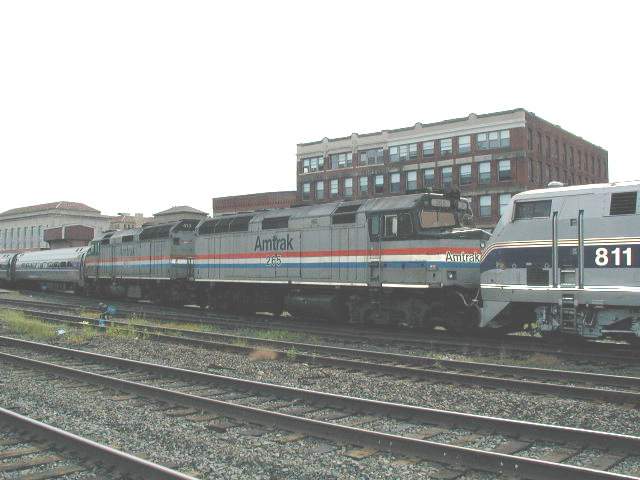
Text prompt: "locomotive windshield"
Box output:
[[419, 210, 456, 229], [417, 195, 472, 231]]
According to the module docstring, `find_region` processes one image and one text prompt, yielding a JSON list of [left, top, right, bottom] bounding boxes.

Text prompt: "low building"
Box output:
[[153, 206, 208, 224], [0, 201, 112, 252], [44, 225, 95, 249], [212, 191, 297, 214], [296, 108, 608, 229], [109, 213, 153, 231]]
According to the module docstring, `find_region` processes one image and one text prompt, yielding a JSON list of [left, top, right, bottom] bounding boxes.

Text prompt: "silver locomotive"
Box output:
[[481, 181, 640, 341], [192, 192, 489, 329]]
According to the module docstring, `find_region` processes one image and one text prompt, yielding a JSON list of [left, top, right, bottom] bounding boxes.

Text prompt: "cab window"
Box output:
[[368, 216, 381, 239], [419, 210, 456, 229]]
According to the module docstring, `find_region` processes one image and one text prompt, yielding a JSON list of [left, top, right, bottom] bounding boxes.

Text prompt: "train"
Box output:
[[1, 181, 639, 343], [480, 180, 640, 343], [0, 191, 489, 331]]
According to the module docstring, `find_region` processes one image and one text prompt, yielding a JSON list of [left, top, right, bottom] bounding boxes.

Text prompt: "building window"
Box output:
[[459, 164, 472, 185], [344, 178, 353, 197], [423, 168, 435, 188], [359, 176, 368, 196], [498, 160, 511, 181], [545, 135, 551, 159], [477, 130, 509, 150], [302, 156, 323, 173], [527, 128, 533, 150], [406, 171, 417, 191], [479, 195, 492, 217], [390, 173, 401, 193], [478, 161, 491, 184], [330, 179, 339, 198], [389, 143, 417, 162], [528, 158, 534, 182], [423, 141, 434, 157], [359, 148, 383, 165], [537, 132, 542, 154], [500, 130, 510, 148], [316, 181, 324, 200], [499, 194, 511, 217], [440, 138, 452, 155], [458, 135, 471, 154], [330, 152, 353, 169], [569, 147, 574, 167], [441, 166, 453, 189], [302, 182, 311, 200], [374, 174, 384, 193]]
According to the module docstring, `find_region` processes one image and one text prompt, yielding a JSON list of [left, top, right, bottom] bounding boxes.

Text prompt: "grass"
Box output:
[[0, 308, 58, 340], [124, 314, 312, 345], [0, 308, 95, 344], [0, 308, 141, 344]]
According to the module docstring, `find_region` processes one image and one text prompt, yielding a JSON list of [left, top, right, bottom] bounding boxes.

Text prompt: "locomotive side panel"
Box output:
[[481, 181, 640, 341]]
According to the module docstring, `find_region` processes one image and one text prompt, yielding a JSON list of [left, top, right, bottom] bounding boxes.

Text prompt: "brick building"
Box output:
[[212, 191, 297, 214], [296, 109, 608, 228]]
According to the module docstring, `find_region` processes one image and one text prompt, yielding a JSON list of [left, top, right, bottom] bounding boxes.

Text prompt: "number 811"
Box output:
[[595, 247, 632, 267]]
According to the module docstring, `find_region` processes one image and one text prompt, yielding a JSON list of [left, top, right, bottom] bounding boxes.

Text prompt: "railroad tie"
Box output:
[[0, 455, 63, 473], [0, 445, 48, 459], [344, 446, 379, 460], [276, 433, 307, 444], [580, 452, 627, 471], [14, 465, 86, 480], [490, 439, 531, 455]]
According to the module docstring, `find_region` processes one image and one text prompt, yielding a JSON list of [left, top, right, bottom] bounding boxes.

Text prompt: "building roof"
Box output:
[[0, 201, 101, 218], [154, 205, 208, 216], [297, 108, 528, 147]]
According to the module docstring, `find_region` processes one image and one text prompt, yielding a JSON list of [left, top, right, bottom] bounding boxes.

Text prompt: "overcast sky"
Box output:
[[1, 1, 638, 216]]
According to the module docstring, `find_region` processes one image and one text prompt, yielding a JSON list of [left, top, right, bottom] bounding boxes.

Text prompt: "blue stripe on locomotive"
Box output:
[[481, 244, 640, 272]]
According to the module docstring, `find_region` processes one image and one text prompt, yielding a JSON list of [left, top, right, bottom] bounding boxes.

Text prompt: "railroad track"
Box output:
[[3, 307, 640, 405], [0, 295, 637, 364], [1, 335, 639, 480], [0, 405, 197, 479]]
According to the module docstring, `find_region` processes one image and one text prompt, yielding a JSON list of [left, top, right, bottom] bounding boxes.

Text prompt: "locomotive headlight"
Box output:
[[480, 241, 486, 249], [447, 271, 456, 280]]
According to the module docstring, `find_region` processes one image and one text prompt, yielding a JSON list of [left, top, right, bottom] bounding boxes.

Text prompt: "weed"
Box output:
[[0, 309, 57, 340], [285, 347, 298, 361]]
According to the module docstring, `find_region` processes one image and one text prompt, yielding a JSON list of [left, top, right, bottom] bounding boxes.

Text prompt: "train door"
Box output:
[[275, 230, 301, 280], [367, 215, 382, 286], [556, 196, 581, 289], [330, 227, 351, 283]]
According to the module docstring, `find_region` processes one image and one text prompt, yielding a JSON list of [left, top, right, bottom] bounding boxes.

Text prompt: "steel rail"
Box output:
[[1, 343, 639, 480], [1, 336, 639, 451], [5, 309, 640, 404], [0, 406, 198, 480], [1, 296, 636, 362]]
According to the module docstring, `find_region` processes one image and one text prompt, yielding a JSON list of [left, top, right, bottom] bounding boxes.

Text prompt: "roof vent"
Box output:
[[547, 181, 564, 188]]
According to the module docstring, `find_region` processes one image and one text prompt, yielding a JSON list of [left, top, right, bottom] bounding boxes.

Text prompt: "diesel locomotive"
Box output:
[[1, 191, 489, 331], [480, 181, 640, 342]]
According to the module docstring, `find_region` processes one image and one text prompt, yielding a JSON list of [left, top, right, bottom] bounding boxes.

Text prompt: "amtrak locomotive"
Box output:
[[0, 192, 489, 331], [481, 181, 640, 342]]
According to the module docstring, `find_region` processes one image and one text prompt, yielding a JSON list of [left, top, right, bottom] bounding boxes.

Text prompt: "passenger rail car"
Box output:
[[481, 181, 640, 341], [83, 219, 198, 302], [192, 192, 489, 329], [0, 253, 17, 285], [12, 247, 88, 292]]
